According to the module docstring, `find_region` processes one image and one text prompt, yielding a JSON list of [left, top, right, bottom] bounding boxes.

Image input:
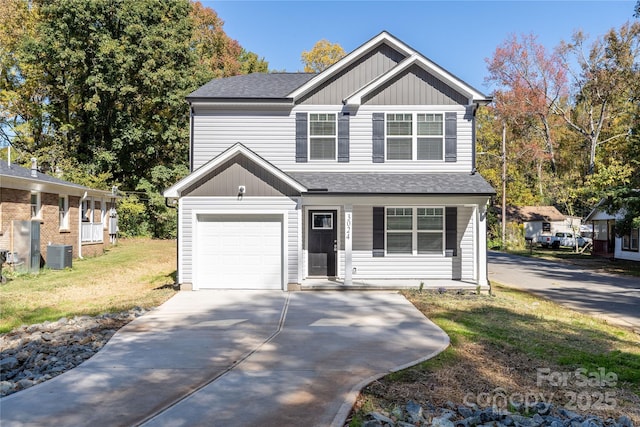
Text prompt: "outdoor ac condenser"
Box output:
[[46, 244, 72, 270]]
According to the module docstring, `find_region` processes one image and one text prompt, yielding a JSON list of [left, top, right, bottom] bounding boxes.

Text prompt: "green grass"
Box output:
[[351, 285, 640, 424], [0, 238, 178, 333]]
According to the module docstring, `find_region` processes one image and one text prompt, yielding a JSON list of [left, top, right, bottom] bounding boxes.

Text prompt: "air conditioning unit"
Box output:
[[47, 245, 72, 270]]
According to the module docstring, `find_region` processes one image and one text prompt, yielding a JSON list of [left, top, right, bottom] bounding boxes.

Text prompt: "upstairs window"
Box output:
[[385, 113, 444, 161], [309, 113, 336, 160]]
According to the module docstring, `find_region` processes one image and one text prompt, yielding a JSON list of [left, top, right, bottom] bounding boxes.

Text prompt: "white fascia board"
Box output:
[[189, 101, 294, 110], [344, 54, 488, 106], [163, 143, 307, 198], [0, 175, 112, 198], [288, 31, 414, 101]]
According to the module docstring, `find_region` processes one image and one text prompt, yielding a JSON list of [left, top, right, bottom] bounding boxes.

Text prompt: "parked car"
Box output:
[[539, 232, 592, 249]]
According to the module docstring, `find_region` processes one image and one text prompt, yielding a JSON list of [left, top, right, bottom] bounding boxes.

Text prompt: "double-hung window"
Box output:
[[59, 196, 69, 229], [386, 208, 413, 253], [417, 208, 443, 253], [309, 113, 336, 160], [386, 113, 444, 160], [386, 207, 444, 254], [622, 228, 639, 252], [30, 192, 41, 219]]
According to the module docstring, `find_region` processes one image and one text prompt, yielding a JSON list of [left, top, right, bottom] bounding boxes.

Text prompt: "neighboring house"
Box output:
[[585, 206, 639, 261], [164, 31, 495, 291], [0, 159, 118, 269], [506, 206, 581, 244]]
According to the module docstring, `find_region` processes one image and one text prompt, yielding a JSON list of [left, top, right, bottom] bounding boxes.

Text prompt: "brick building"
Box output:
[[1, 159, 118, 268]]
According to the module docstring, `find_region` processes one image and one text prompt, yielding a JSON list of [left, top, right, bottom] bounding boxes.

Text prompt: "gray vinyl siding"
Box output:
[[363, 64, 469, 106], [179, 197, 299, 285], [299, 43, 406, 105], [345, 205, 475, 279], [191, 105, 474, 173], [184, 155, 299, 197]]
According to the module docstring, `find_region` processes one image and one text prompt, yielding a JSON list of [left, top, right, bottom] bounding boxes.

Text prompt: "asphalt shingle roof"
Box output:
[[187, 73, 316, 100], [287, 172, 496, 195], [0, 159, 88, 189]]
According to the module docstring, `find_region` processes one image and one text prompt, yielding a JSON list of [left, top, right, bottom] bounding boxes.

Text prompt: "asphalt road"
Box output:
[[488, 251, 640, 331]]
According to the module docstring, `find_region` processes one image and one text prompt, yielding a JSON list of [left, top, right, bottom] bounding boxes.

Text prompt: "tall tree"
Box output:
[[555, 22, 640, 175], [190, 1, 267, 81], [486, 33, 567, 177], [301, 39, 345, 73]]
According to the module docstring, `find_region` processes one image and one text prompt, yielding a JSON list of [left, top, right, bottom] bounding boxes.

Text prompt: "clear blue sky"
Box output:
[[203, 0, 637, 94]]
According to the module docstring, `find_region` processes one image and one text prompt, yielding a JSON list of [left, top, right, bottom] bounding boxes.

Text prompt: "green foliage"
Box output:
[[2, 0, 267, 238], [117, 195, 150, 238]]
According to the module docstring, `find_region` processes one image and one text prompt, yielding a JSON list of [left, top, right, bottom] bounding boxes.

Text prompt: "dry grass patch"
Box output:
[[351, 286, 640, 424], [0, 238, 178, 332]]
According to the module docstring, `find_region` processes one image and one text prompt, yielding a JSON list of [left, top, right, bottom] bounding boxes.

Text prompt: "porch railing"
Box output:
[[81, 223, 103, 243]]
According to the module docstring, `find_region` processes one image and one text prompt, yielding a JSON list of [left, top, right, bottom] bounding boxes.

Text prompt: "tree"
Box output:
[[486, 33, 567, 178], [190, 1, 267, 80], [301, 39, 345, 73], [555, 23, 640, 175]]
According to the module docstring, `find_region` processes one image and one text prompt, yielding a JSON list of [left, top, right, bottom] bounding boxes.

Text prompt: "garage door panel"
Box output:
[[196, 216, 282, 290]]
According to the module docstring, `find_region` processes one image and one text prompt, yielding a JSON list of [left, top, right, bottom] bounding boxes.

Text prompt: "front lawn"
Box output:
[[506, 248, 640, 276], [0, 238, 178, 333], [350, 286, 640, 425]]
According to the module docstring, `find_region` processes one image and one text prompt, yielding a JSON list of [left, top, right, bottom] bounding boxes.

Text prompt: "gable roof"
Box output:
[[187, 73, 316, 102], [507, 206, 566, 222], [0, 159, 112, 197], [289, 31, 490, 105], [187, 31, 490, 106], [164, 143, 308, 198]]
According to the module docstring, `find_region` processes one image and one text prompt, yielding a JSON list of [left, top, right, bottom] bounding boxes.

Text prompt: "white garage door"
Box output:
[[195, 215, 282, 289]]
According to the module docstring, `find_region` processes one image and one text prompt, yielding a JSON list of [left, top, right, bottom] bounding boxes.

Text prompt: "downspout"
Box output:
[[165, 197, 179, 287], [78, 192, 87, 259], [189, 105, 194, 172]]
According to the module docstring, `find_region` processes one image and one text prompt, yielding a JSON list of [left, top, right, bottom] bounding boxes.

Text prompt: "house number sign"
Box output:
[[345, 211, 352, 241]]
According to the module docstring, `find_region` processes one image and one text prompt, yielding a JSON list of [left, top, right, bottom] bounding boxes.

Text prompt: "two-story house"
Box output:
[[164, 32, 495, 291]]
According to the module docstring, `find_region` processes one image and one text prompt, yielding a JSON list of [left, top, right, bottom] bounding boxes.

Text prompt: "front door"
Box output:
[[308, 210, 337, 276]]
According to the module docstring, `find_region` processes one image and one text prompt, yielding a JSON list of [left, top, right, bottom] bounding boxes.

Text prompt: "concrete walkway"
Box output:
[[489, 251, 640, 331], [0, 291, 449, 427]]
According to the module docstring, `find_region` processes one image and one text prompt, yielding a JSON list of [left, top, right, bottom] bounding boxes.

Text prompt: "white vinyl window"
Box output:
[[386, 207, 444, 255], [59, 196, 69, 229], [309, 113, 336, 160], [386, 113, 444, 161], [30, 192, 41, 218]]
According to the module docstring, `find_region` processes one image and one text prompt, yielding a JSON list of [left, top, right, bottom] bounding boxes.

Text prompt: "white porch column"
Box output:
[[477, 202, 489, 287], [344, 205, 353, 286]]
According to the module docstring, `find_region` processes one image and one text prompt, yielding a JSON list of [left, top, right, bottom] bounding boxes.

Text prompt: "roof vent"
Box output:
[[30, 157, 38, 177]]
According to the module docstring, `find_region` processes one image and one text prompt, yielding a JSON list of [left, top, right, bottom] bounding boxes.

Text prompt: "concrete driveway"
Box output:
[[489, 251, 640, 331], [0, 291, 449, 427]]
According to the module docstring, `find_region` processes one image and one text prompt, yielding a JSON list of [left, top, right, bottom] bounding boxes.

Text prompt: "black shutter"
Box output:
[[445, 112, 457, 162], [338, 113, 350, 163], [445, 207, 457, 257], [372, 113, 385, 163], [372, 206, 385, 257], [295, 112, 308, 163]]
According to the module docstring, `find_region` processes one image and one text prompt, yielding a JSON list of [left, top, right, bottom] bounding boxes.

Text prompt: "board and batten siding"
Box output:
[[178, 197, 300, 286], [299, 43, 406, 105], [343, 205, 475, 280], [363, 64, 469, 106], [191, 105, 474, 173]]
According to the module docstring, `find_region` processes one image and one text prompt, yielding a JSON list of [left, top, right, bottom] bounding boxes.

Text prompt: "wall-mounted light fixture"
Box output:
[[238, 185, 246, 195]]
